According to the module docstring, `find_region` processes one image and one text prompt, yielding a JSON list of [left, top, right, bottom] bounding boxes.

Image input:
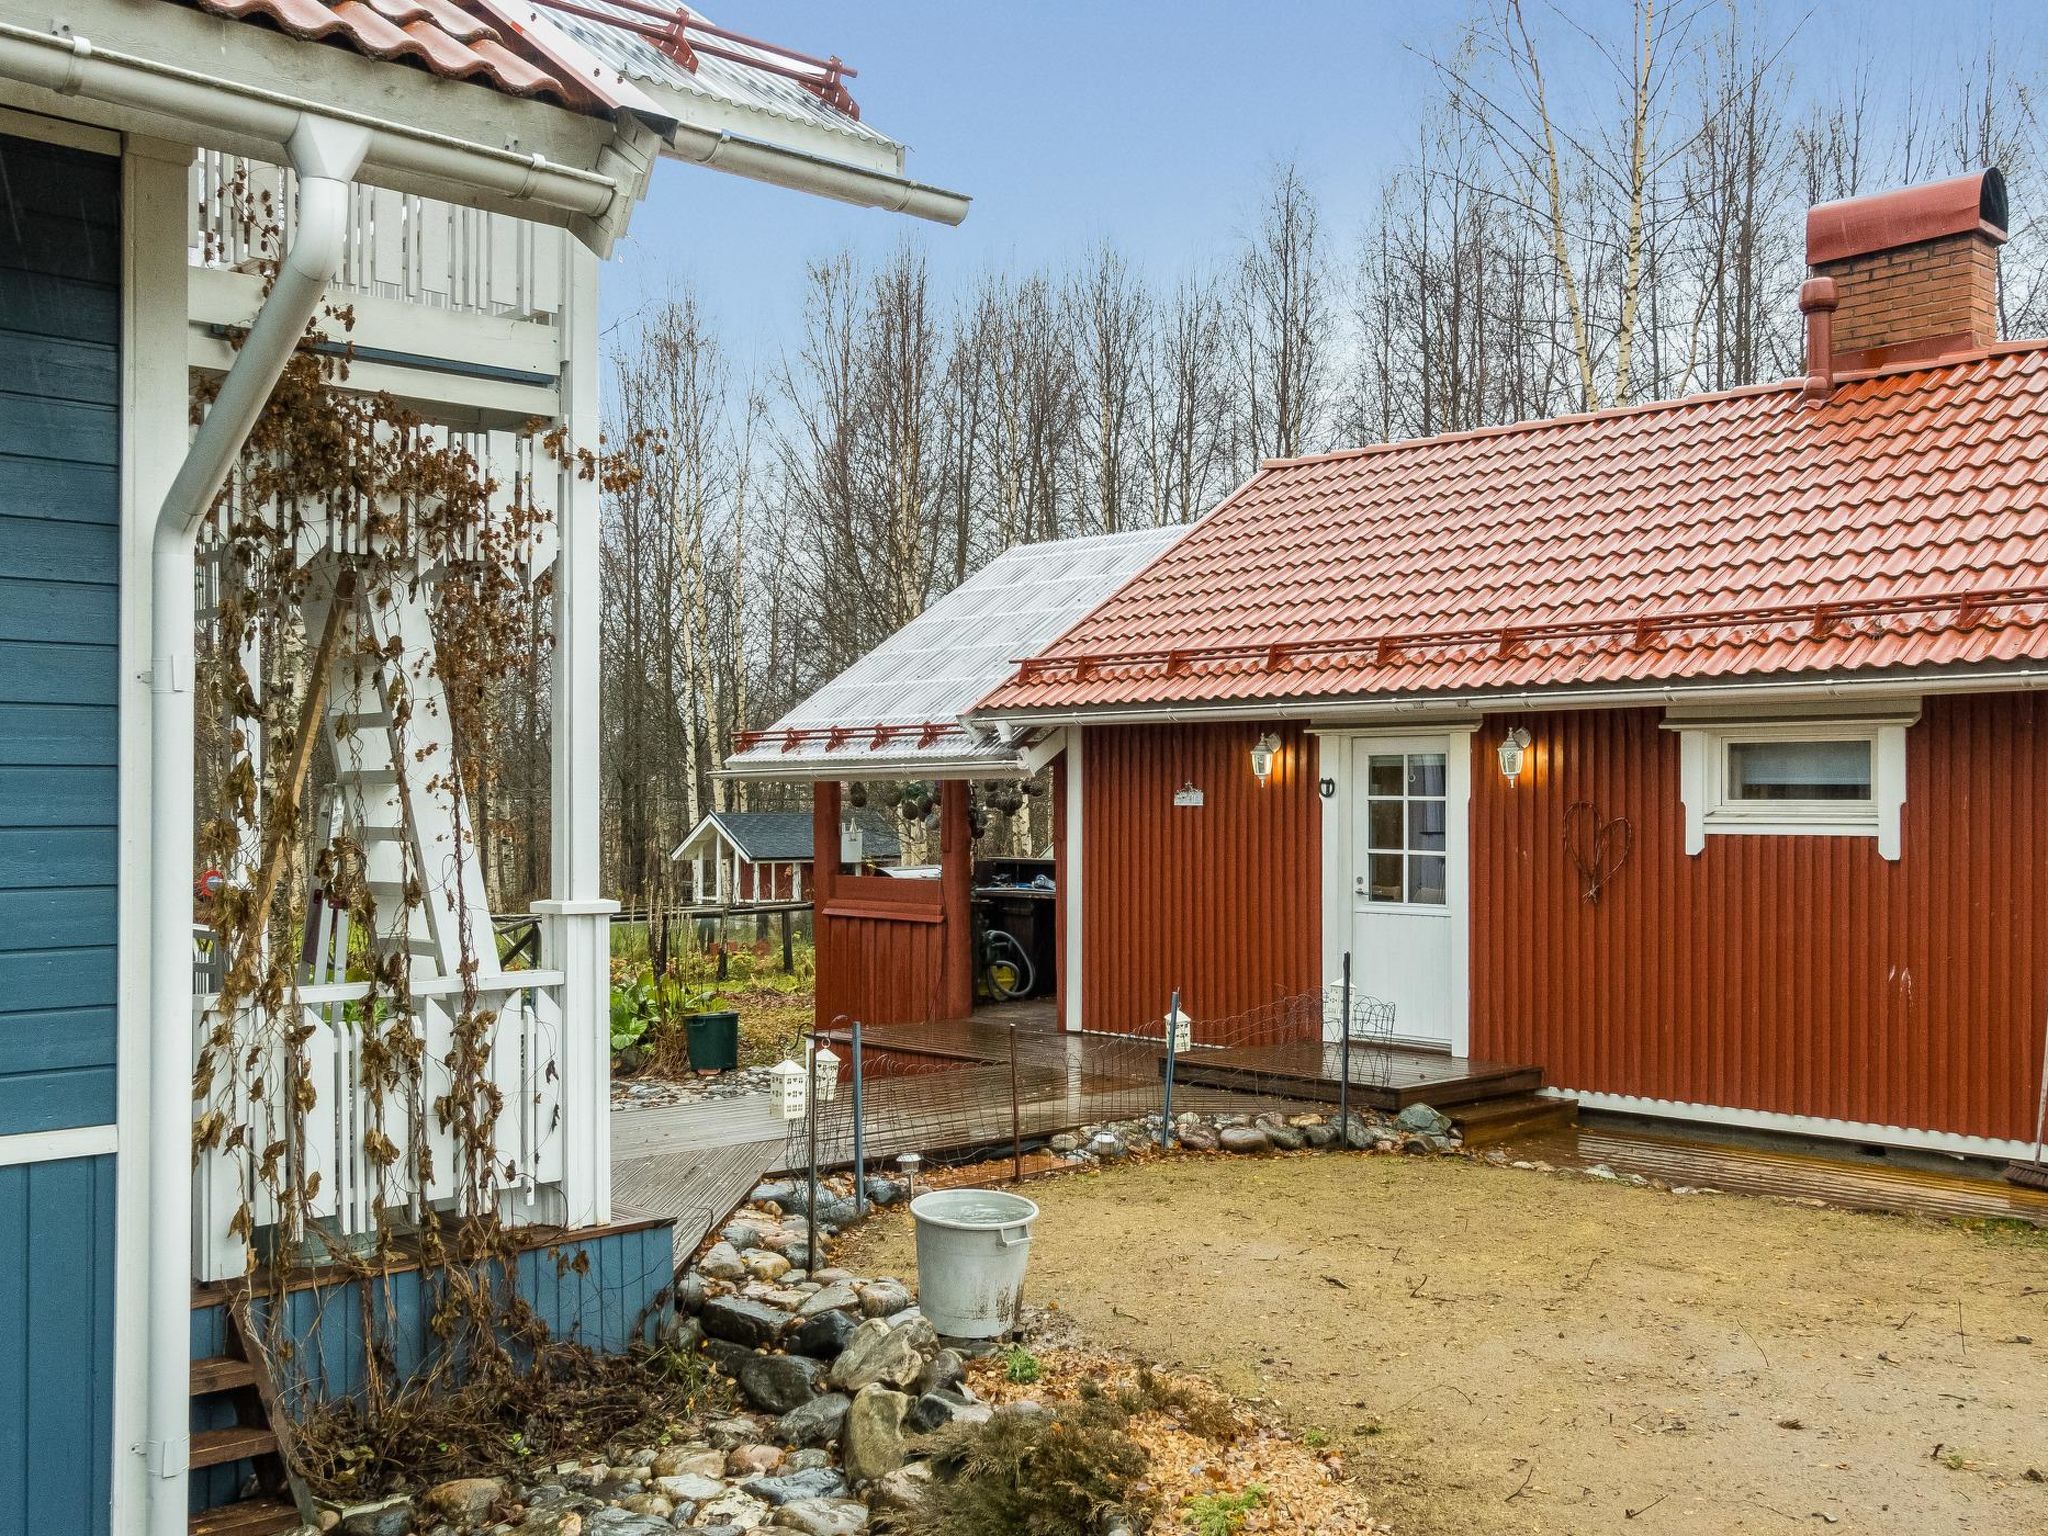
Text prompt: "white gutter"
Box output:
[[970, 664, 2048, 730], [0, 19, 617, 219], [143, 113, 369, 1536], [666, 122, 969, 225]]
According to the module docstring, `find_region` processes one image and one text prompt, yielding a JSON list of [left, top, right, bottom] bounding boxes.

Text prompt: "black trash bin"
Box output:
[[685, 1011, 741, 1073]]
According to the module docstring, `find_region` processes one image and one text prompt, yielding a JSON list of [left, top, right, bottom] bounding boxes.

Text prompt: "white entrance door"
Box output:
[[1348, 736, 1464, 1050]]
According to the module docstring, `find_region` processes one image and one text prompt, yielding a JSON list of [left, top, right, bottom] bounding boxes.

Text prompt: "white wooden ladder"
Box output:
[[308, 565, 495, 982]]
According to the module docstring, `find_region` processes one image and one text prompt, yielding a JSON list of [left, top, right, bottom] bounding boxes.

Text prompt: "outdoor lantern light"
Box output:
[[1250, 732, 1282, 784], [771, 1058, 807, 1121], [811, 1042, 841, 1104], [1165, 1004, 1193, 1053], [1498, 725, 1533, 784]]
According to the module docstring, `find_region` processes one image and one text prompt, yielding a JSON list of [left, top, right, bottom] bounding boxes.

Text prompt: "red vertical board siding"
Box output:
[[1469, 696, 2048, 1143], [813, 874, 950, 1030], [812, 782, 975, 1030], [1080, 721, 1320, 1037]]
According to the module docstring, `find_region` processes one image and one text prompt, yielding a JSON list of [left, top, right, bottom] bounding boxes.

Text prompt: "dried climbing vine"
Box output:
[[186, 173, 654, 1483]]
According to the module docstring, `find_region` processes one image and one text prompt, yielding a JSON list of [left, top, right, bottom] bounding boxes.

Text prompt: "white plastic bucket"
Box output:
[[909, 1188, 1039, 1338]]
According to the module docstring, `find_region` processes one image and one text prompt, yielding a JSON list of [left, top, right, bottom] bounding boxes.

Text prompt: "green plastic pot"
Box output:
[[685, 1011, 741, 1073]]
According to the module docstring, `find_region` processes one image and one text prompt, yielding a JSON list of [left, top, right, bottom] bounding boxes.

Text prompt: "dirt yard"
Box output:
[[844, 1154, 2048, 1536]]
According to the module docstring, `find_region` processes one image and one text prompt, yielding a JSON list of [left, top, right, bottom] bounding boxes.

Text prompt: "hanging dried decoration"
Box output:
[[1563, 800, 1634, 904]]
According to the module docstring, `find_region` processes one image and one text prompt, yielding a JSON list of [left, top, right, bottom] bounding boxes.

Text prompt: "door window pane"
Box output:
[[1361, 750, 1450, 906], [1407, 798, 1446, 851], [1407, 753, 1447, 796], [1408, 855, 1447, 904], [1727, 739, 1872, 801], [1368, 801, 1404, 851]]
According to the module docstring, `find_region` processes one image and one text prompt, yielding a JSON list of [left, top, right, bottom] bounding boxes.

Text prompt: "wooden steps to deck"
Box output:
[[188, 1306, 306, 1536], [187, 1498, 302, 1536], [1451, 1092, 1578, 1147], [189, 1424, 281, 1469]]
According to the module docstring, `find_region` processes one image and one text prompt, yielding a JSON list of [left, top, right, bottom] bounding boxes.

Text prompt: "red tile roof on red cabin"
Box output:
[[979, 341, 2048, 714], [172, 0, 604, 110]]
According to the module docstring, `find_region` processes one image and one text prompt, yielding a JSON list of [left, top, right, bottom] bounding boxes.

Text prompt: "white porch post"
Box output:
[[533, 234, 614, 1229]]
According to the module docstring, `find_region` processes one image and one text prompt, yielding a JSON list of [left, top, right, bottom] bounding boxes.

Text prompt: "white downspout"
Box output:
[[145, 113, 368, 1536]]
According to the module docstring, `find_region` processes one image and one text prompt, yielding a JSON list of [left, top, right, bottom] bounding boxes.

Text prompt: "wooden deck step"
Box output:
[[1453, 1092, 1578, 1147], [1394, 1065, 1544, 1110], [190, 1356, 262, 1395], [190, 1425, 279, 1468], [188, 1497, 301, 1536]]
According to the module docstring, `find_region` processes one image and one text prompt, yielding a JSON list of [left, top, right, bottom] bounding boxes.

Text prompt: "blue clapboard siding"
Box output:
[[0, 129, 120, 1536], [0, 129, 120, 1141], [190, 1220, 674, 1422], [0, 1154, 117, 1536]]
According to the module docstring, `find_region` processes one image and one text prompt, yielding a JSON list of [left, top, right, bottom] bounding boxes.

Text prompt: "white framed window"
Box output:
[[1668, 709, 1914, 860]]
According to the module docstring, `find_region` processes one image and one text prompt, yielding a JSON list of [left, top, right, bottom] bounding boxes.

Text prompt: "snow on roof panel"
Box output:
[[534, 0, 907, 171], [727, 525, 1182, 779]]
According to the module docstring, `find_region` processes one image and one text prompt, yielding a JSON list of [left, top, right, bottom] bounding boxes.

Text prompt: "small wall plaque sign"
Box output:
[[1173, 783, 1205, 808]]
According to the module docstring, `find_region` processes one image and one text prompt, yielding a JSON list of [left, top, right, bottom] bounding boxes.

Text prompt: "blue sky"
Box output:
[[599, 0, 2040, 365]]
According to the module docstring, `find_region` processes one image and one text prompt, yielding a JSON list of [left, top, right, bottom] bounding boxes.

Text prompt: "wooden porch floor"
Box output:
[[609, 1005, 1548, 1246], [826, 1008, 1542, 1113]]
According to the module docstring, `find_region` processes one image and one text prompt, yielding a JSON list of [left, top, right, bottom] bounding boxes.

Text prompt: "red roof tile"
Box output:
[[980, 343, 2048, 714], [175, 0, 602, 109]]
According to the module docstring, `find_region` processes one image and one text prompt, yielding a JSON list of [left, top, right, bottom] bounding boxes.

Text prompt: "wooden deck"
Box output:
[[828, 1009, 1544, 1113], [607, 1006, 1550, 1230], [612, 1100, 785, 1259], [1170, 1040, 1543, 1111]]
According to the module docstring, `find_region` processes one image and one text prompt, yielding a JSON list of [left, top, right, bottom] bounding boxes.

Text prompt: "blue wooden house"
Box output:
[[0, 4, 964, 1533]]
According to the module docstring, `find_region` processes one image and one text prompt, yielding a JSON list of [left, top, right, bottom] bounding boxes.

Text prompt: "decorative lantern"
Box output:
[[1497, 726, 1532, 784], [1165, 1005, 1193, 1053], [896, 1152, 922, 1200], [1249, 732, 1282, 785], [770, 1058, 807, 1121], [811, 1042, 841, 1104]]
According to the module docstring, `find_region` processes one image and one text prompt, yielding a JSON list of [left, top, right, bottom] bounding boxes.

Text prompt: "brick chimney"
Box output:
[[1804, 168, 2007, 376]]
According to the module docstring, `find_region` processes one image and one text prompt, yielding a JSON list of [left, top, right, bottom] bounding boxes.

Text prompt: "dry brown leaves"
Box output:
[[965, 1349, 1392, 1535]]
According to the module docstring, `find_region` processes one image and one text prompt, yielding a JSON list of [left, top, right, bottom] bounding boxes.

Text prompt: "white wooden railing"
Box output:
[[191, 151, 568, 318], [191, 972, 568, 1283]]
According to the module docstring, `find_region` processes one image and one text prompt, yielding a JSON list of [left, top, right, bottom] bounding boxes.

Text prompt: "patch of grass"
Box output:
[[1957, 1216, 2048, 1251], [908, 1399, 1156, 1536], [1301, 1427, 1330, 1449], [1001, 1345, 1042, 1384], [1185, 1485, 1266, 1536]]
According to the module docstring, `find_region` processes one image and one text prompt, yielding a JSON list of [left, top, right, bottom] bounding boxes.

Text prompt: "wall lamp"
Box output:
[[1497, 725, 1533, 784], [1250, 732, 1282, 785]]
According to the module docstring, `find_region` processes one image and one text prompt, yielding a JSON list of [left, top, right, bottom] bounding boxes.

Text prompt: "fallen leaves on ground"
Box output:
[[963, 1348, 1392, 1534]]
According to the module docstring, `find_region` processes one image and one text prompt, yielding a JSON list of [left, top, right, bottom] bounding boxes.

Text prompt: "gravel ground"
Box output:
[[843, 1153, 2048, 1536]]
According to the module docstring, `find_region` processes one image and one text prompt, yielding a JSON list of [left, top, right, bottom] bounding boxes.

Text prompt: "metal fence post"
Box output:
[[1009, 1021, 1022, 1184], [804, 1027, 820, 1269], [1339, 951, 1352, 1141], [851, 1018, 866, 1218], [1160, 987, 1181, 1148]]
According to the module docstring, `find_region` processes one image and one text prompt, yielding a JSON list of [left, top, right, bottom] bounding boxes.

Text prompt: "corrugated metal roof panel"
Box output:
[[981, 345, 2048, 714], [727, 526, 1183, 779]]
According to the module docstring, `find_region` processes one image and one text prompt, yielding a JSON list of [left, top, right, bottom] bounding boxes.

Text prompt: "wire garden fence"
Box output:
[[781, 954, 1399, 1212]]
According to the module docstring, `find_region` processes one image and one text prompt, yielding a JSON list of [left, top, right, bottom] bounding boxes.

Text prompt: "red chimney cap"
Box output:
[[1807, 169, 2007, 267]]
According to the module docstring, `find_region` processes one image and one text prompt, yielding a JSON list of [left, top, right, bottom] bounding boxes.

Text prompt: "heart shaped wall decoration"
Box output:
[[1563, 800, 1633, 904]]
